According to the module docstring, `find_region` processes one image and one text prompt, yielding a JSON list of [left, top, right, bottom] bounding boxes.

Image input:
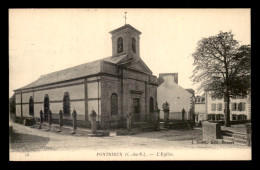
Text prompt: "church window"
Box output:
[[29, 96, 34, 116], [63, 92, 71, 115], [132, 37, 136, 53], [117, 37, 123, 53], [111, 93, 118, 115], [44, 94, 50, 121], [149, 97, 154, 113]]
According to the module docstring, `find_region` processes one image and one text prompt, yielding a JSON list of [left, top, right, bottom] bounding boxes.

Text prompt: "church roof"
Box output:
[[15, 55, 127, 91], [109, 24, 142, 35]]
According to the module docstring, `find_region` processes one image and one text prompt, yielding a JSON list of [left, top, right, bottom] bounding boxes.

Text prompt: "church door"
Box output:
[[133, 98, 140, 122], [44, 96, 49, 121]]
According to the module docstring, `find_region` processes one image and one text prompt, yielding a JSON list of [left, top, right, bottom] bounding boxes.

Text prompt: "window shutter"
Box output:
[[231, 103, 235, 111], [238, 103, 242, 111], [242, 102, 246, 111]]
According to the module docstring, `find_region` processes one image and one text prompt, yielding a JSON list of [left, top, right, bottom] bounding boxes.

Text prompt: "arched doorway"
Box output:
[[29, 96, 34, 116], [44, 94, 49, 121], [63, 92, 71, 116]]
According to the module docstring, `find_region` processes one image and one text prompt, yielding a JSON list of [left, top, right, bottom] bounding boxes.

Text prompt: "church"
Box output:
[[14, 24, 158, 129]]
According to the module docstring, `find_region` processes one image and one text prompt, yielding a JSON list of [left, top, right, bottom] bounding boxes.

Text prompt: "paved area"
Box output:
[[9, 122, 251, 160]]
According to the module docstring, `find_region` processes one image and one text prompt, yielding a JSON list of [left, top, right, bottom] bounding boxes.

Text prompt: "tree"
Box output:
[[191, 31, 251, 127]]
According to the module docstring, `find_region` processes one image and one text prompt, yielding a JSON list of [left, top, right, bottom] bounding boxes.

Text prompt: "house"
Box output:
[[205, 91, 251, 121], [14, 24, 158, 129], [194, 95, 207, 124], [157, 73, 195, 121]]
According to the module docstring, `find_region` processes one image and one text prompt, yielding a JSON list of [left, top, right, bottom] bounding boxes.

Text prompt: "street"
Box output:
[[9, 122, 251, 161]]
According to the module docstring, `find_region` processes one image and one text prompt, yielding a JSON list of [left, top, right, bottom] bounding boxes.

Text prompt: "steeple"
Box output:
[[109, 24, 141, 59]]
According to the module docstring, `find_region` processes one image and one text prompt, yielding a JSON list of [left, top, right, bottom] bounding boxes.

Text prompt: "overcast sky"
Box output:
[[9, 8, 250, 97]]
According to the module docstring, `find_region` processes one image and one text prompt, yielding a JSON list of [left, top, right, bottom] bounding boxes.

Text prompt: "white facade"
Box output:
[[205, 92, 251, 121], [157, 74, 194, 120]]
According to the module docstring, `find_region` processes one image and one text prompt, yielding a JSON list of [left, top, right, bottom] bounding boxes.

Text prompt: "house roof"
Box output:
[[15, 55, 127, 91], [185, 88, 195, 96]]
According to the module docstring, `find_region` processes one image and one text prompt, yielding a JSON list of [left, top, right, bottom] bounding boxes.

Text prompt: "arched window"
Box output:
[[117, 37, 123, 53], [63, 92, 71, 115], [29, 96, 34, 116], [111, 93, 118, 115], [44, 94, 50, 121], [149, 97, 154, 113], [132, 37, 136, 53]]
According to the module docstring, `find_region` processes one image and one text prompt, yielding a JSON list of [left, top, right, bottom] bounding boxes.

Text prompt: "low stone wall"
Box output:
[[202, 121, 222, 142], [167, 121, 193, 129]]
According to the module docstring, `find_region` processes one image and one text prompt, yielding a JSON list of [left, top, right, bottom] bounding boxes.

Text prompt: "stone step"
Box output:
[[222, 130, 233, 136], [232, 133, 247, 140], [222, 136, 248, 146], [233, 138, 248, 145]]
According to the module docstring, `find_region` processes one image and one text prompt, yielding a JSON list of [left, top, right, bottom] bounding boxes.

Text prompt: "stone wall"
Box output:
[[202, 121, 222, 141]]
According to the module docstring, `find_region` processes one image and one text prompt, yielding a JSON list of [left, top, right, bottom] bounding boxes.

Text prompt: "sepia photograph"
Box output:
[[9, 8, 251, 161]]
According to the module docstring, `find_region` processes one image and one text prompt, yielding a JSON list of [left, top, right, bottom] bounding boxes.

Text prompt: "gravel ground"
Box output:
[[9, 122, 251, 160]]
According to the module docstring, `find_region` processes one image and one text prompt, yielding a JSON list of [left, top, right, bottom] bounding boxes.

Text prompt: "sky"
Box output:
[[9, 8, 250, 97]]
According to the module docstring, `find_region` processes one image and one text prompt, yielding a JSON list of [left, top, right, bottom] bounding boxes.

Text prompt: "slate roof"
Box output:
[[15, 55, 127, 91]]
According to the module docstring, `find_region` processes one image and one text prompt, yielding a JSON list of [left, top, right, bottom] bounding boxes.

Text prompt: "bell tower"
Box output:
[[109, 24, 142, 59]]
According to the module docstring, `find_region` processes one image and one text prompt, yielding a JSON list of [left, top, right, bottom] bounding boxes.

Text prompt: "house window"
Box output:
[[149, 97, 154, 113], [211, 97, 216, 101], [132, 37, 136, 53], [63, 92, 70, 115], [29, 96, 34, 116], [232, 103, 237, 111], [211, 103, 216, 111], [217, 103, 222, 111], [111, 93, 118, 115], [117, 37, 123, 53]]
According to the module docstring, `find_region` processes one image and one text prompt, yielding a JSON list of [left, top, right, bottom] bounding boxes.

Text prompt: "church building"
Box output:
[[14, 24, 158, 129]]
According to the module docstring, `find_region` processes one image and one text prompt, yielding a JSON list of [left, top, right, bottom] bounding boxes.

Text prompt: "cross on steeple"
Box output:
[[124, 12, 127, 25]]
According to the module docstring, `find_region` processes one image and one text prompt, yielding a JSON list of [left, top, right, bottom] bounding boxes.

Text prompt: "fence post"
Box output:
[[182, 108, 185, 121], [39, 110, 43, 129], [154, 102, 161, 131], [127, 113, 132, 131], [162, 101, 170, 128], [90, 109, 97, 134], [71, 109, 77, 134], [58, 110, 63, 132], [47, 110, 52, 131], [245, 123, 251, 146]]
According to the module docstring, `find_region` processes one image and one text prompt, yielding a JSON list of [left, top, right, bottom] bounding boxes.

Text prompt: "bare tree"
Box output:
[[191, 31, 250, 127]]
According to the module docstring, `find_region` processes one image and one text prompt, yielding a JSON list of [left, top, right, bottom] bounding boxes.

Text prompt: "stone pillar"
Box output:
[[154, 102, 161, 131], [90, 109, 97, 134], [162, 102, 170, 128], [182, 108, 185, 121], [47, 110, 52, 131], [202, 121, 221, 142], [245, 123, 251, 146], [126, 113, 132, 131], [71, 110, 77, 134], [39, 110, 43, 129], [58, 110, 63, 132]]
